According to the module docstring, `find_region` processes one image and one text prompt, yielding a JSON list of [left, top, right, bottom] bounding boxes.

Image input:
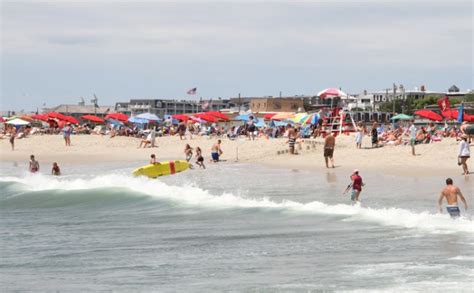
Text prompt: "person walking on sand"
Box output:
[[408, 120, 417, 156], [324, 132, 335, 168], [184, 144, 193, 162], [51, 162, 61, 176], [458, 134, 470, 175], [211, 140, 223, 162], [355, 122, 364, 149], [62, 122, 72, 146], [195, 147, 205, 169], [371, 122, 378, 148], [247, 116, 256, 141], [29, 155, 40, 173], [438, 178, 468, 218]]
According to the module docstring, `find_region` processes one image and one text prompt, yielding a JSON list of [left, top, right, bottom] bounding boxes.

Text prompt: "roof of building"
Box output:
[[44, 104, 113, 114]]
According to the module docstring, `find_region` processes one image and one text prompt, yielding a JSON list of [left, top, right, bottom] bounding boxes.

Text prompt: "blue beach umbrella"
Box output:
[[128, 117, 148, 124], [457, 103, 464, 123], [235, 114, 258, 122], [107, 119, 124, 126], [136, 112, 161, 121]]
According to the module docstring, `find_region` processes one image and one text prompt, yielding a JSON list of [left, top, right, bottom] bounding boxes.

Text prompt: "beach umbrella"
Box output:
[[81, 114, 104, 123], [195, 113, 218, 123], [464, 114, 474, 122], [206, 111, 230, 121], [289, 113, 308, 124], [105, 113, 129, 122], [271, 112, 295, 121], [5, 118, 30, 126], [63, 115, 79, 124], [172, 114, 190, 122], [31, 114, 49, 122], [20, 115, 35, 122], [128, 116, 148, 124], [390, 113, 413, 120], [107, 119, 124, 126], [414, 110, 443, 122], [457, 104, 464, 123], [136, 112, 160, 121], [442, 109, 458, 120], [47, 112, 68, 120], [0, 117, 4, 123], [235, 114, 251, 121], [302, 113, 320, 125], [264, 113, 277, 119], [317, 88, 348, 99], [189, 116, 205, 123]]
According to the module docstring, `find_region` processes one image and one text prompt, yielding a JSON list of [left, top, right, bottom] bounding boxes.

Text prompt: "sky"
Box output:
[[1, 0, 472, 111]]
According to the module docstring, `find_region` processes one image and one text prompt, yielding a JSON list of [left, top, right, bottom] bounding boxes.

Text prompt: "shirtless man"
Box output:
[[211, 140, 223, 162], [438, 178, 468, 218], [324, 133, 335, 168], [287, 124, 297, 154]]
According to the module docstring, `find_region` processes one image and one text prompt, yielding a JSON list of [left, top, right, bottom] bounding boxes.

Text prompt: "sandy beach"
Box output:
[[0, 133, 467, 177]]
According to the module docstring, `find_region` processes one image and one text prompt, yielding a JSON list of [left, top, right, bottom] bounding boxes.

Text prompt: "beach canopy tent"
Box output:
[[254, 119, 265, 128], [136, 112, 161, 121], [105, 113, 129, 122], [390, 114, 413, 120], [317, 88, 348, 99], [128, 117, 148, 124], [172, 114, 189, 122], [414, 110, 443, 121], [63, 115, 79, 124], [6, 118, 30, 126], [81, 114, 104, 123], [206, 111, 230, 121]]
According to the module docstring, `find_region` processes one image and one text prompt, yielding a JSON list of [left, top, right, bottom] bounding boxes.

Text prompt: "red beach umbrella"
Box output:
[[264, 113, 277, 119], [172, 114, 189, 122], [47, 112, 68, 120], [442, 109, 458, 120], [63, 115, 79, 124], [463, 114, 474, 122], [206, 111, 230, 121], [81, 114, 105, 123], [317, 88, 348, 99], [414, 110, 443, 121], [31, 114, 49, 121], [105, 113, 129, 122], [195, 113, 218, 123]]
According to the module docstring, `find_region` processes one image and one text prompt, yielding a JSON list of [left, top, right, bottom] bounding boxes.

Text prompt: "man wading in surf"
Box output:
[[438, 178, 468, 218]]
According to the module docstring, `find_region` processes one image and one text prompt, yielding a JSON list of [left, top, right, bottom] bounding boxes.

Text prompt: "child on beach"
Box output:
[[195, 147, 205, 169], [51, 162, 61, 176], [184, 144, 193, 162]]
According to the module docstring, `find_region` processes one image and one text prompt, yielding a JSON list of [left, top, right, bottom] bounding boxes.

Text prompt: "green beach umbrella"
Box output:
[[390, 113, 413, 120]]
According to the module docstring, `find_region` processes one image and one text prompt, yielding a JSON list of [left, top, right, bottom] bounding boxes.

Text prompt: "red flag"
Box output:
[[187, 87, 197, 95], [437, 96, 450, 112]]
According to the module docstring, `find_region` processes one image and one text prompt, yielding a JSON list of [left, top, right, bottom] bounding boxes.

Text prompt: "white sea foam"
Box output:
[[1, 173, 473, 234]]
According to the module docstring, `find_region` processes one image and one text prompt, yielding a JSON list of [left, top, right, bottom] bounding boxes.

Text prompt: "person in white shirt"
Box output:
[[408, 120, 417, 156], [458, 134, 470, 175]]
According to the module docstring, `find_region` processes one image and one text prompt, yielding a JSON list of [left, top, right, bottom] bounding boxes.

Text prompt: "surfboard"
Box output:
[[132, 160, 190, 178]]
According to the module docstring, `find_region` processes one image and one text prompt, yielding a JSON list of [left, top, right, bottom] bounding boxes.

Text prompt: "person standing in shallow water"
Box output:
[[438, 178, 468, 218], [29, 155, 39, 173]]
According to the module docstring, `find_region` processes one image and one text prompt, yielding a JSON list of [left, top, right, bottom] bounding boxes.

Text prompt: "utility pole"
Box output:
[[238, 93, 241, 113], [392, 83, 397, 114]]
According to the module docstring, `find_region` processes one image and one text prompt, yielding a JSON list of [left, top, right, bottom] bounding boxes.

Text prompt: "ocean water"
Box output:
[[0, 161, 473, 291]]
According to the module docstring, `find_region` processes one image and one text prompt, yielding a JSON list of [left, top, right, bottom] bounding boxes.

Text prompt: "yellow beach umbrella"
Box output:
[[271, 112, 295, 120], [290, 113, 308, 123]]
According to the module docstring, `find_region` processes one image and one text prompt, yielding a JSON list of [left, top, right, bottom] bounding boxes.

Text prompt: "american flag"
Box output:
[[187, 87, 197, 95]]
